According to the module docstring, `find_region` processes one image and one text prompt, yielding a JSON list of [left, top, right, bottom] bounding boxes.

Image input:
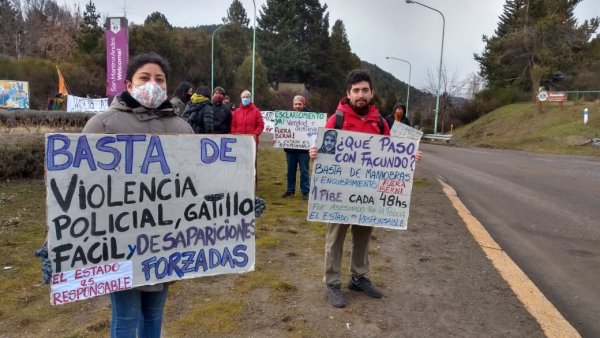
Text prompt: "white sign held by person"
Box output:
[[390, 122, 423, 140], [45, 134, 256, 305], [307, 128, 420, 230], [273, 111, 326, 150], [261, 111, 275, 134], [66, 95, 108, 112]]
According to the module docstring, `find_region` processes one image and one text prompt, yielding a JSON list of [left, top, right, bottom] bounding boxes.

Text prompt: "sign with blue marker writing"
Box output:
[[307, 128, 420, 230], [273, 111, 327, 150], [45, 133, 256, 305]]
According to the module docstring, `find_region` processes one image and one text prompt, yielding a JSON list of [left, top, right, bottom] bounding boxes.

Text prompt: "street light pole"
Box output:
[[251, 0, 256, 102], [211, 24, 225, 94], [16, 31, 23, 60], [405, 0, 445, 134], [385, 56, 412, 118]]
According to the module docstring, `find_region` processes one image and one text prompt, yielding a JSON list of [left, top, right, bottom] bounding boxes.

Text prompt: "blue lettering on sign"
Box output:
[[72, 135, 97, 170], [116, 135, 147, 174], [47, 134, 72, 170], [96, 136, 121, 170], [140, 244, 249, 281], [46, 134, 171, 174], [200, 137, 238, 164], [141, 136, 170, 174]]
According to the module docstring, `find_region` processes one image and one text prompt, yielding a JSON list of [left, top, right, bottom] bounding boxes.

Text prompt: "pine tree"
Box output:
[[76, 1, 102, 53], [224, 0, 250, 27], [475, 0, 598, 94], [0, 0, 22, 57], [221, 0, 251, 69], [257, 0, 331, 87]]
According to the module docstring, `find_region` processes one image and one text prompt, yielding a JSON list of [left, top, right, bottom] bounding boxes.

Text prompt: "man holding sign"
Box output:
[[282, 95, 311, 199], [309, 69, 421, 308]]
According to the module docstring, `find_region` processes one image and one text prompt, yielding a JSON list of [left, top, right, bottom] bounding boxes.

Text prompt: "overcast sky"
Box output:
[[62, 0, 599, 92]]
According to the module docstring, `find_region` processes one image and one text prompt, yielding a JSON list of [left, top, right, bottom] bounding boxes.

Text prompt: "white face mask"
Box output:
[[130, 81, 167, 108]]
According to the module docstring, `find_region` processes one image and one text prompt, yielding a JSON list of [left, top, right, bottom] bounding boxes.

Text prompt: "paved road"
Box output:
[[419, 143, 600, 338]]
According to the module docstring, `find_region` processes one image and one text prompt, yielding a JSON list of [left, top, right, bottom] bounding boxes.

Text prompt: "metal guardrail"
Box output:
[[422, 134, 453, 143]]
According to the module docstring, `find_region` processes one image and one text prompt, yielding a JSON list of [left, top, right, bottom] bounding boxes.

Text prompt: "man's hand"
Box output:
[[309, 146, 317, 160], [415, 150, 423, 162]]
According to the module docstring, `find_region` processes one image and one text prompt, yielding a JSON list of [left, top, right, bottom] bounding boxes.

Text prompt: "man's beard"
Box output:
[[350, 100, 370, 115]]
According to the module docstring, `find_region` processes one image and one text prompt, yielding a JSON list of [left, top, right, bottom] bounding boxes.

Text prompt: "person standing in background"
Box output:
[[211, 86, 233, 134], [181, 86, 214, 134], [232, 90, 264, 186], [170, 82, 193, 116], [231, 90, 264, 144], [282, 95, 311, 200], [386, 102, 410, 128]]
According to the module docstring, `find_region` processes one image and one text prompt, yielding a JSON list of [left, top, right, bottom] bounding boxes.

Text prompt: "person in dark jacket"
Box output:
[[181, 86, 214, 134], [386, 102, 410, 128], [282, 95, 311, 199], [170, 82, 192, 116], [211, 86, 232, 134]]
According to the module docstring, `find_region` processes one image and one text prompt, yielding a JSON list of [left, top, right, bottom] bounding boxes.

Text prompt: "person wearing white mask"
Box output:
[[83, 52, 193, 135], [82, 52, 192, 337]]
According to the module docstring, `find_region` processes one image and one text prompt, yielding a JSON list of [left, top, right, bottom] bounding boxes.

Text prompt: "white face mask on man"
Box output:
[[130, 81, 167, 108]]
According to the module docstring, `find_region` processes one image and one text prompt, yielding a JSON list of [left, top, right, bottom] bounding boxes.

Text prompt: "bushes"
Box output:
[[0, 110, 93, 179], [0, 110, 94, 129], [455, 86, 530, 125], [0, 134, 45, 180]]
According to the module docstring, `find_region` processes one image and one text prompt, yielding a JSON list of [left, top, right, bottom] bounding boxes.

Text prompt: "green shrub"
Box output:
[[0, 134, 45, 179], [0, 110, 93, 129]]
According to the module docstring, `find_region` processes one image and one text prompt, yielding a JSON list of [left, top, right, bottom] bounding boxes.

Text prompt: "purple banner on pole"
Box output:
[[105, 17, 129, 98]]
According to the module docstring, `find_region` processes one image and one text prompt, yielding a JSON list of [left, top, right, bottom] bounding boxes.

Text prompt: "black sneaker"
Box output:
[[281, 191, 295, 198], [326, 284, 347, 308], [302, 193, 309, 200], [348, 276, 383, 298]]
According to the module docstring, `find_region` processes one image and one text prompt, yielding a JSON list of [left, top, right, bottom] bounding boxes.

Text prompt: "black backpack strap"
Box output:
[[334, 109, 344, 130], [378, 115, 385, 135]]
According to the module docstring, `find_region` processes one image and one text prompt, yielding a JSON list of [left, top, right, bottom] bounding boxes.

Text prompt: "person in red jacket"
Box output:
[[231, 90, 264, 144], [310, 69, 421, 308]]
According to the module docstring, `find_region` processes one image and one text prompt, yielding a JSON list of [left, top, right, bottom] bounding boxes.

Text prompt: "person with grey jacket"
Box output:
[[82, 52, 192, 338]]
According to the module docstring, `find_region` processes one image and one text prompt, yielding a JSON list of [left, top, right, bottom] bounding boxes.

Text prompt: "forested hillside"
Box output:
[[0, 0, 423, 116]]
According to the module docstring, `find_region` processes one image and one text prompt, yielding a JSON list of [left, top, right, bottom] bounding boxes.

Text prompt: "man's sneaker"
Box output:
[[326, 284, 347, 308], [302, 193, 309, 200], [348, 276, 383, 298], [281, 191, 295, 198]]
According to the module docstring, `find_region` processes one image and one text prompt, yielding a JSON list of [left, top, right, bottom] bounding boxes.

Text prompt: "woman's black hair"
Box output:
[[173, 82, 193, 99], [126, 52, 171, 81]]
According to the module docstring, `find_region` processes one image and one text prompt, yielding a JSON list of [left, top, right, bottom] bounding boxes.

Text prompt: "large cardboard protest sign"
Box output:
[[261, 111, 275, 133], [307, 128, 419, 230], [273, 111, 327, 150], [45, 134, 256, 305], [66, 95, 109, 112], [0, 80, 29, 109]]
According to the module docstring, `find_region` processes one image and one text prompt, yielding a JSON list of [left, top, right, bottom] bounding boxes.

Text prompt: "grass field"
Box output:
[[452, 101, 600, 156], [0, 145, 324, 337]]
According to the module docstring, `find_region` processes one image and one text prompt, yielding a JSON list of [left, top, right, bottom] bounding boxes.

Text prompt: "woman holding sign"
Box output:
[[82, 52, 193, 337]]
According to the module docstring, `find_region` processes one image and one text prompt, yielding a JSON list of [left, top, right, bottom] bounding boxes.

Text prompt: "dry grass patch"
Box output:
[[170, 300, 244, 336]]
